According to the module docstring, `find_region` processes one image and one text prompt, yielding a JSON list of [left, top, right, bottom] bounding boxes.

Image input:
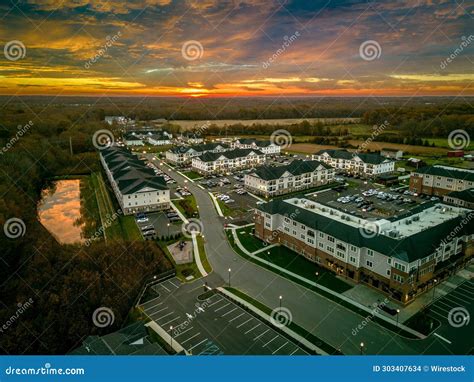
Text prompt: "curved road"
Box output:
[[152, 158, 464, 355]]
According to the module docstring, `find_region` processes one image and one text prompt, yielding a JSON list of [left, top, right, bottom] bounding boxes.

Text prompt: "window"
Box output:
[[307, 230, 315, 237], [367, 249, 374, 256], [394, 263, 406, 272], [387, 258, 391, 265], [319, 232, 324, 238], [328, 236, 335, 243], [393, 274, 404, 283], [386, 270, 391, 276], [366, 260, 373, 268], [349, 256, 356, 263], [350, 245, 357, 252]]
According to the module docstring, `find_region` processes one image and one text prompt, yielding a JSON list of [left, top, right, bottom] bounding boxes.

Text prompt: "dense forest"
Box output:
[[0, 104, 171, 354]]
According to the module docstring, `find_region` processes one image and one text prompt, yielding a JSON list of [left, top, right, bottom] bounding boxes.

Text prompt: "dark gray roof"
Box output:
[[256, 199, 473, 262], [196, 148, 264, 162], [117, 176, 167, 194], [169, 142, 228, 154], [414, 166, 474, 182], [315, 149, 392, 165], [447, 188, 474, 203], [237, 138, 273, 147], [250, 160, 332, 180]]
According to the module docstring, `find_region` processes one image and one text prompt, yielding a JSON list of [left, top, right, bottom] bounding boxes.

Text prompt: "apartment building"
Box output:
[[245, 160, 335, 197], [192, 148, 266, 175], [254, 198, 473, 304], [443, 189, 474, 209], [232, 138, 281, 155], [165, 143, 229, 165], [313, 149, 395, 177], [410, 165, 474, 196], [100, 146, 170, 215]]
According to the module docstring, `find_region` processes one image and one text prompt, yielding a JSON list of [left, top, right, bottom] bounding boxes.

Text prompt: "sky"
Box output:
[[0, 0, 473, 97]]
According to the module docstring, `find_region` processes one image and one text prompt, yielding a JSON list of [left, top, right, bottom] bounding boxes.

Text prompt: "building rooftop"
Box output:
[[249, 160, 332, 181], [236, 138, 274, 147], [447, 188, 474, 203], [315, 149, 393, 165], [196, 148, 264, 162], [169, 142, 228, 154], [414, 165, 474, 182]]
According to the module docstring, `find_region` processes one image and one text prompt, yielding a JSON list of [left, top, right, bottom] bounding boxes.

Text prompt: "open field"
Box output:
[[172, 117, 360, 129]]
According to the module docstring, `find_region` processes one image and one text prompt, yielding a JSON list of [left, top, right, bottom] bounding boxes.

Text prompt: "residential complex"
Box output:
[[165, 143, 229, 165], [381, 148, 404, 160], [313, 149, 395, 177], [231, 138, 281, 155], [192, 148, 266, 175], [178, 132, 204, 145], [123, 131, 172, 146], [254, 197, 473, 304], [409, 165, 474, 196], [245, 160, 335, 197], [100, 146, 170, 215]]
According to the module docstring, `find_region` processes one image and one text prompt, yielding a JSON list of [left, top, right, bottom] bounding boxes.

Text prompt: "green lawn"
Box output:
[[216, 198, 247, 217], [236, 226, 268, 253], [256, 246, 353, 293], [224, 287, 340, 355], [175, 195, 200, 218], [183, 170, 203, 180], [197, 235, 212, 273]]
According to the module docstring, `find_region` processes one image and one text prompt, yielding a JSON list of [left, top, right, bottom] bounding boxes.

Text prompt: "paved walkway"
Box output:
[[150, 157, 468, 355]]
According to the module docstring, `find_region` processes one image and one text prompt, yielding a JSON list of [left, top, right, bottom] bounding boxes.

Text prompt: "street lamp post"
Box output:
[[396, 309, 400, 327], [360, 342, 364, 355], [170, 325, 174, 351], [279, 295, 282, 310], [432, 278, 438, 302], [228, 268, 231, 287], [167, 223, 170, 236]]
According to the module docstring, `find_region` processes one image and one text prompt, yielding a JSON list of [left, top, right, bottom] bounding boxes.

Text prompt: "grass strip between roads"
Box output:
[[225, 230, 419, 339], [224, 287, 341, 355]]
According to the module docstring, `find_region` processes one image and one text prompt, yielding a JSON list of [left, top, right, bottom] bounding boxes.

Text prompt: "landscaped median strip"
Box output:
[[228, 227, 426, 340], [218, 287, 329, 355], [209, 192, 224, 217], [145, 321, 189, 355]]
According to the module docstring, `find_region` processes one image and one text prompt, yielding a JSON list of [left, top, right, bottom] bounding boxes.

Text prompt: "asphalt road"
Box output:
[[147, 155, 473, 355]]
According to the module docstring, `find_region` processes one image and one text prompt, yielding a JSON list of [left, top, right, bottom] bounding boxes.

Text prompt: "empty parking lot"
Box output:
[[140, 278, 308, 355]]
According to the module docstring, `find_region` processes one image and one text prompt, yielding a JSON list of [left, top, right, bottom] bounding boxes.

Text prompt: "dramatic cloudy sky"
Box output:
[[0, 0, 473, 96]]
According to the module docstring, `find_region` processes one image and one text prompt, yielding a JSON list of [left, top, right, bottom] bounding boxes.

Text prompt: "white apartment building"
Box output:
[[165, 143, 229, 165], [192, 148, 266, 175], [232, 138, 281, 155], [100, 146, 170, 215], [245, 160, 334, 197], [313, 149, 395, 177]]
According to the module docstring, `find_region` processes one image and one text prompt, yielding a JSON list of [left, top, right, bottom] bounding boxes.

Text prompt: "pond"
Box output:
[[38, 179, 85, 244]]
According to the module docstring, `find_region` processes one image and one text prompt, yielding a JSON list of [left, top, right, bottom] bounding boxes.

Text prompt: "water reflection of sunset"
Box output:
[[38, 180, 85, 244]]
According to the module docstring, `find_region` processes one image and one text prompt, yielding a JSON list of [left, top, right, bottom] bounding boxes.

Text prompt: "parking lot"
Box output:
[[311, 181, 438, 219], [140, 278, 308, 355]]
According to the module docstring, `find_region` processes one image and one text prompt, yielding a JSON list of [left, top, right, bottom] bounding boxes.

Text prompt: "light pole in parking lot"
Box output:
[[279, 295, 282, 310], [396, 309, 400, 327], [170, 325, 174, 351], [432, 278, 438, 302], [359, 342, 364, 355], [167, 223, 170, 236], [228, 268, 231, 287]]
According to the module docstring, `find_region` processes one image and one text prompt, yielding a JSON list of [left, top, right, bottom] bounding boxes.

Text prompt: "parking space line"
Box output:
[[272, 341, 288, 354], [162, 316, 181, 326], [237, 318, 253, 328], [221, 307, 238, 317], [289, 348, 299, 355], [263, 335, 279, 348], [188, 338, 209, 352], [207, 298, 223, 308], [141, 296, 161, 306], [245, 323, 261, 334], [253, 329, 270, 341], [181, 333, 201, 344], [215, 303, 230, 312], [448, 293, 472, 305], [437, 299, 456, 309], [144, 301, 163, 311], [455, 287, 474, 297], [430, 309, 447, 320], [174, 327, 194, 338], [168, 279, 180, 288], [148, 306, 168, 315], [155, 311, 174, 320], [229, 312, 245, 322], [431, 304, 450, 315], [160, 284, 170, 292]]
